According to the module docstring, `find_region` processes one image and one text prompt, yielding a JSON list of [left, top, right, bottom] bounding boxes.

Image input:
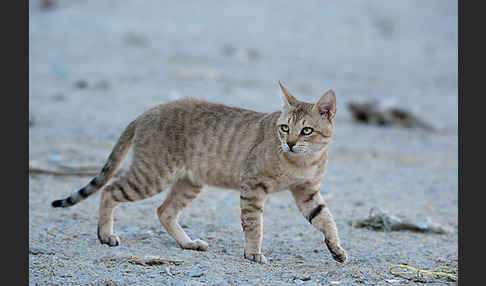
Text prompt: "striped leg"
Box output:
[[157, 177, 208, 251], [97, 189, 121, 246], [97, 162, 165, 246], [290, 185, 347, 263], [240, 185, 267, 264]]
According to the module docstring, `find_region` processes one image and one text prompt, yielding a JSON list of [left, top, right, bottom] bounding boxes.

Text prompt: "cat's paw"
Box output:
[[97, 230, 121, 247], [180, 239, 208, 251], [244, 253, 267, 264], [325, 239, 347, 263], [329, 246, 347, 263]]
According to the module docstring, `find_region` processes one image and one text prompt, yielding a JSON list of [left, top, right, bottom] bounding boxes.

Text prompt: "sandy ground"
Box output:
[[29, 1, 457, 285]]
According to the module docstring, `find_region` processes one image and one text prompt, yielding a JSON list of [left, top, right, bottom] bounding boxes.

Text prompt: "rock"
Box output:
[[347, 99, 439, 132], [189, 268, 204, 277], [40, 0, 55, 10], [52, 93, 66, 101], [123, 32, 147, 47], [221, 43, 236, 57], [246, 49, 259, 61], [350, 208, 450, 234], [294, 254, 305, 260], [29, 246, 55, 255], [75, 80, 89, 89], [127, 256, 183, 266], [164, 266, 173, 277]]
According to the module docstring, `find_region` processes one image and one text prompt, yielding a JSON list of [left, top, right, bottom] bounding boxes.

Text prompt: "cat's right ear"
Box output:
[[313, 89, 336, 121], [278, 81, 297, 108]]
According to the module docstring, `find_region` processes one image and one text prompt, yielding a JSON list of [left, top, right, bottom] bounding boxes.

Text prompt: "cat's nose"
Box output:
[[287, 142, 296, 151]]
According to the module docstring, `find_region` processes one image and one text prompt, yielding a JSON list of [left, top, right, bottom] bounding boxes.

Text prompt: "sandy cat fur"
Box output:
[[52, 82, 347, 264]]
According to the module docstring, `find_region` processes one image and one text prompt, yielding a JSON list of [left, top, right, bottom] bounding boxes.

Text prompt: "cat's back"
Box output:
[[151, 97, 266, 131], [132, 98, 270, 188], [135, 98, 264, 133]]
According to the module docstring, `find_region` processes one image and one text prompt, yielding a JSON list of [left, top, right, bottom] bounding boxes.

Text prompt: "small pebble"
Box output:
[[164, 266, 173, 277], [221, 43, 236, 57], [75, 80, 89, 89], [52, 93, 66, 101], [29, 246, 55, 255], [189, 268, 204, 277], [40, 0, 55, 10], [246, 48, 259, 61]]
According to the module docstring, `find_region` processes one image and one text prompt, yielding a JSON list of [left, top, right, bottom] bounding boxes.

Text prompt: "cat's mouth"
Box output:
[[282, 144, 308, 154]]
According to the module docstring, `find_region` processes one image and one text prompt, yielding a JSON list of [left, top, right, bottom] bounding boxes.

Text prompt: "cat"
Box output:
[[51, 81, 347, 264]]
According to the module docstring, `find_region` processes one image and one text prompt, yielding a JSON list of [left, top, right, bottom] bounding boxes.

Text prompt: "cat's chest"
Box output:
[[271, 162, 326, 191]]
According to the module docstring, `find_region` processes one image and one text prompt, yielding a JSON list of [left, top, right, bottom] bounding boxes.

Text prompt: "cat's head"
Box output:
[[276, 81, 336, 155]]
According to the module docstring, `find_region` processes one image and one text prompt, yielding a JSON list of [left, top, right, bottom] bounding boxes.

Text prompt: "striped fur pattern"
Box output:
[[51, 82, 347, 264]]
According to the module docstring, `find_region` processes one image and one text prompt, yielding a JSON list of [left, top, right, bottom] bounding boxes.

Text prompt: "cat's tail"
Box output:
[[51, 119, 137, 208]]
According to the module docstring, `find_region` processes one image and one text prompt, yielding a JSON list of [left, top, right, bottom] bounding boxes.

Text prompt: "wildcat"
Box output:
[[52, 82, 347, 264]]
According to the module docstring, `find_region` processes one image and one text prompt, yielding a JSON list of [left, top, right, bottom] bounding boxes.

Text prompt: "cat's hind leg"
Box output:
[[97, 189, 121, 246], [97, 161, 166, 246], [157, 177, 208, 251]]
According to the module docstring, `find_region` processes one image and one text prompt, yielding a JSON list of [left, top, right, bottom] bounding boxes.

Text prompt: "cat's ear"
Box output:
[[313, 89, 336, 121], [278, 81, 298, 108]]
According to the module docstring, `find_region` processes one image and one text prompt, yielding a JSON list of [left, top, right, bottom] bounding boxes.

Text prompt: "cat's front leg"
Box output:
[[239, 183, 268, 264], [290, 184, 347, 263]]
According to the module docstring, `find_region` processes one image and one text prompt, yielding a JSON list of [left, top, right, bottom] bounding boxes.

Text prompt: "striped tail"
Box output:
[[51, 120, 137, 208]]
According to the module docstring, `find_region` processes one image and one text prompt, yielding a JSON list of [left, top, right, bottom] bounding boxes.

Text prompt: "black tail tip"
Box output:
[[51, 200, 64, 208]]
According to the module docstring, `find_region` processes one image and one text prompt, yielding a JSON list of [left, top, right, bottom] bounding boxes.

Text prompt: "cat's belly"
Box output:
[[185, 158, 243, 190]]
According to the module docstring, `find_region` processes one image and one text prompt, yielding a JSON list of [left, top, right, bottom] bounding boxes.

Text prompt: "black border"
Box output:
[[9, 0, 29, 284], [459, 0, 485, 285], [458, 0, 462, 283]]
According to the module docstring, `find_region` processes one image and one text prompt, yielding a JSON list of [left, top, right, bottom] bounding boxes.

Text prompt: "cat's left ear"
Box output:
[[278, 81, 298, 108], [313, 89, 336, 121]]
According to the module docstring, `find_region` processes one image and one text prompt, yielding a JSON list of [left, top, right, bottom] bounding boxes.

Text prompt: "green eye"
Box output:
[[301, 127, 313, 135], [280, 124, 290, 133]]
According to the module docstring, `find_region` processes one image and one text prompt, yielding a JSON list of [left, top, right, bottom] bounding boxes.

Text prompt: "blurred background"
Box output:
[[29, 1, 457, 284], [29, 0, 457, 141]]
